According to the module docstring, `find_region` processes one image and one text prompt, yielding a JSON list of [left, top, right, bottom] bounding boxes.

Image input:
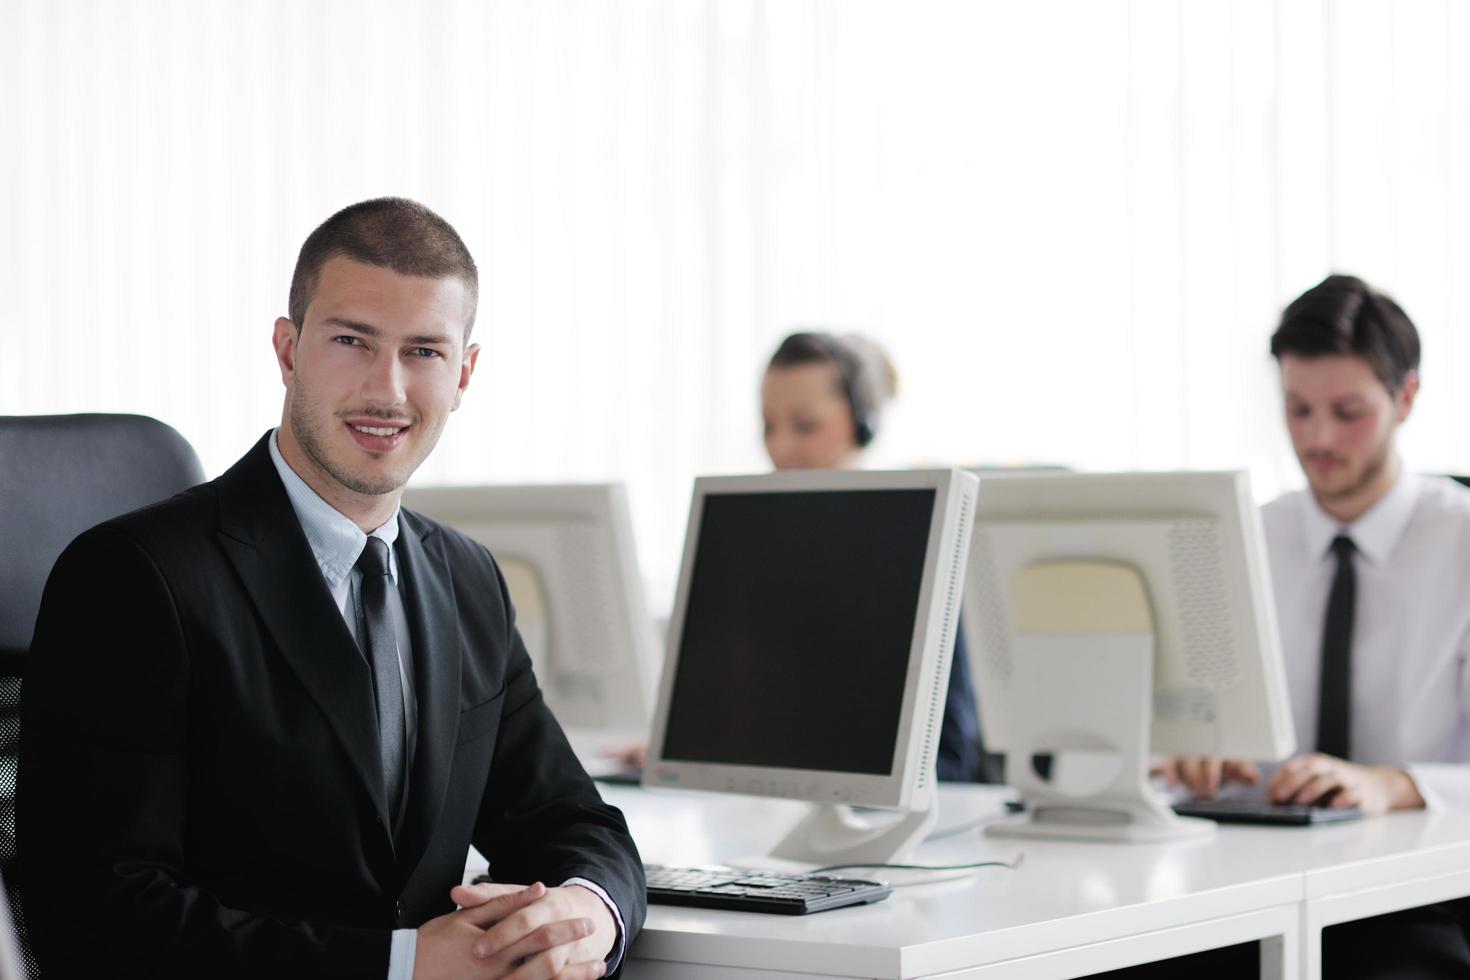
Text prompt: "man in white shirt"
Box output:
[[1162, 273, 1470, 978]]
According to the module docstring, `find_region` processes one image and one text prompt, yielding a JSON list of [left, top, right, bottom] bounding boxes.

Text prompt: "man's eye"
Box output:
[[409, 347, 441, 358], [333, 336, 364, 347]]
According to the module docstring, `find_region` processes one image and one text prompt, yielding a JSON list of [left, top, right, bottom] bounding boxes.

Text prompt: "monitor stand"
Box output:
[[986, 630, 1214, 843], [766, 783, 939, 867]]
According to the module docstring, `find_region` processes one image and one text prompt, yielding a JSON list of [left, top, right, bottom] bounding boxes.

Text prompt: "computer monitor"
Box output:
[[644, 468, 978, 866], [402, 484, 660, 733], [963, 470, 1296, 841]]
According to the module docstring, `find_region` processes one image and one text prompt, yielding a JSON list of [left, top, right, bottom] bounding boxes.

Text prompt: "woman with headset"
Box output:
[[760, 331, 993, 783], [610, 331, 993, 780]]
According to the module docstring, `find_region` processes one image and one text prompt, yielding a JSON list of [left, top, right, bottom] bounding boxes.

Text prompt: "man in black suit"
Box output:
[[19, 198, 644, 979]]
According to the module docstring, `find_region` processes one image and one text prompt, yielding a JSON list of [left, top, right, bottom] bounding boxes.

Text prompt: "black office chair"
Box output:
[[0, 414, 204, 978]]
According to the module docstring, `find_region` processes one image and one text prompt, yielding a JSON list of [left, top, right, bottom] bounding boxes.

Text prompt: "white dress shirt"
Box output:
[[267, 432, 625, 978], [1262, 469, 1470, 810]]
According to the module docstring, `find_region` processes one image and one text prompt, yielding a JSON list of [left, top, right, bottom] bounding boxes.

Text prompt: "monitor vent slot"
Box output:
[[1167, 518, 1236, 690], [971, 527, 1011, 684], [917, 486, 972, 792]]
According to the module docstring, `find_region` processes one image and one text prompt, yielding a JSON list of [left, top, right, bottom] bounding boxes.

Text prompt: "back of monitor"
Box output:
[[404, 483, 660, 732]]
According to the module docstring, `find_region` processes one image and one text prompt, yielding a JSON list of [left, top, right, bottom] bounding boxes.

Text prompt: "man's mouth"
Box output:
[[345, 419, 411, 451]]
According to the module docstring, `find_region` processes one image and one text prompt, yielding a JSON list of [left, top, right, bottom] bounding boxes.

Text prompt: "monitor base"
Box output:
[[768, 785, 938, 866], [987, 579, 1218, 845], [987, 805, 1214, 843]]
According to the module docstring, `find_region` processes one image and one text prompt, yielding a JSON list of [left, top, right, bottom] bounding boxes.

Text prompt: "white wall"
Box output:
[[4, 0, 1469, 598]]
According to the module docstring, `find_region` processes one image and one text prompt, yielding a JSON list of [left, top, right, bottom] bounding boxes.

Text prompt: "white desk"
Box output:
[[1291, 807, 1470, 980], [605, 784, 1470, 980]]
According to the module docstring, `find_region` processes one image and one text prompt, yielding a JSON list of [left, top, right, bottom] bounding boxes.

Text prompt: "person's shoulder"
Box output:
[[87, 479, 221, 555], [400, 507, 496, 571], [1407, 474, 1470, 547], [1258, 488, 1311, 568], [1412, 473, 1470, 518], [1399, 476, 1470, 573], [47, 479, 223, 597], [1259, 486, 1307, 532]]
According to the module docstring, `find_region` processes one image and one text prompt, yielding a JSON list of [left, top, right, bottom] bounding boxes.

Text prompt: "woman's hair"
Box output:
[[766, 331, 897, 447]]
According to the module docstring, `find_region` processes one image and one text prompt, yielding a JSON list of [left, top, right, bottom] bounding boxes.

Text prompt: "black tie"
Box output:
[[1316, 534, 1356, 759], [356, 537, 406, 826]]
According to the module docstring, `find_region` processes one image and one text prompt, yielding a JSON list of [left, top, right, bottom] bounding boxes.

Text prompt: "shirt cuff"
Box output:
[[387, 928, 417, 980], [1403, 762, 1470, 811], [563, 877, 626, 972]]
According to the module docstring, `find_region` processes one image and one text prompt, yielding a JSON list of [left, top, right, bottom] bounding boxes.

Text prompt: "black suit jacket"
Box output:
[[19, 434, 645, 978]]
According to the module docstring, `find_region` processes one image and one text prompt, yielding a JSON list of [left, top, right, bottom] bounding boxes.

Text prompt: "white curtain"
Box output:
[[4, 0, 1468, 599]]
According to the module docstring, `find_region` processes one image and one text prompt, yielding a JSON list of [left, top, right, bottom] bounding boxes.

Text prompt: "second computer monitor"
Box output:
[[964, 470, 1296, 841], [403, 483, 660, 733]]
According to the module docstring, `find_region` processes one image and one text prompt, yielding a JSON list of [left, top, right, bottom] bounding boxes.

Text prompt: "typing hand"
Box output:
[[601, 742, 647, 770], [1267, 753, 1425, 815], [1158, 757, 1260, 798], [446, 880, 615, 979]]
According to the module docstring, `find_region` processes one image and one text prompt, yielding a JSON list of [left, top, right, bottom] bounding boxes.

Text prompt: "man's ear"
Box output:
[[452, 342, 480, 411], [1396, 370, 1420, 424], [273, 317, 299, 386]]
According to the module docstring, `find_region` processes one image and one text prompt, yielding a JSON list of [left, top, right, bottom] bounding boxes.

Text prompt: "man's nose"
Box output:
[[1302, 415, 1339, 452], [362, 351, 407, 406]]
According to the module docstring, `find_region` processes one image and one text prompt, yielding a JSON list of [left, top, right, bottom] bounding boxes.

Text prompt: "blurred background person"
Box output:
[[1157, 275, 1470, 980], [760, 331, 993, 783], [760, 332, 894, 471], [612, 330, 995, 781]]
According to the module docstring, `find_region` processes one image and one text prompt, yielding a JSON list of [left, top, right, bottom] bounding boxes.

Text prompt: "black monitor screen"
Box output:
[[660, 488, 936, 775]]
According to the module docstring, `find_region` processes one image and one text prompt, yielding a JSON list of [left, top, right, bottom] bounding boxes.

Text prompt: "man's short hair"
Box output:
[[1270, 274, 1420, 392], [288, 197, 479, 336]]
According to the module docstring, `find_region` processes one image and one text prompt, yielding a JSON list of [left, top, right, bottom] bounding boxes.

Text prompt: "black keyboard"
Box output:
[[1173, 798, 1363, 826], [644, 864, 892, 914]]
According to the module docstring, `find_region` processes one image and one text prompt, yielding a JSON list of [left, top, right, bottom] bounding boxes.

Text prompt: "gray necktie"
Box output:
[[356, 537, 406, 826]]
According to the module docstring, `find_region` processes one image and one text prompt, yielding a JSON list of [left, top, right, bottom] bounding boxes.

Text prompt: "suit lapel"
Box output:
[[394, 511, 464, 875], [214, 436, 395, 840]]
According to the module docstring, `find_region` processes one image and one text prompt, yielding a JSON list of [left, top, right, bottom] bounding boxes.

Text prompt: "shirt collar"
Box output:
[[268, 429, 400, 589], [1299, 466, 1420, 565]]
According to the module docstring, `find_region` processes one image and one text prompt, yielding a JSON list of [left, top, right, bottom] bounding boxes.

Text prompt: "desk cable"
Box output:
[[808, 853, 1025, 886], [923, 808, 1019, 842]]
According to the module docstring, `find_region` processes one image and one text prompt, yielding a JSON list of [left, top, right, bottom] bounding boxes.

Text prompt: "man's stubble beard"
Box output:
[[1307, 430, 1394, 505], [289, 392, 423, 498]]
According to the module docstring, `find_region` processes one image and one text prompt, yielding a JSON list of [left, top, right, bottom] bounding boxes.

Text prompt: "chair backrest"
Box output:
[[0, 414, 206, 661], [0, 414, 205, 978], [0, 873, 25, 980]]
